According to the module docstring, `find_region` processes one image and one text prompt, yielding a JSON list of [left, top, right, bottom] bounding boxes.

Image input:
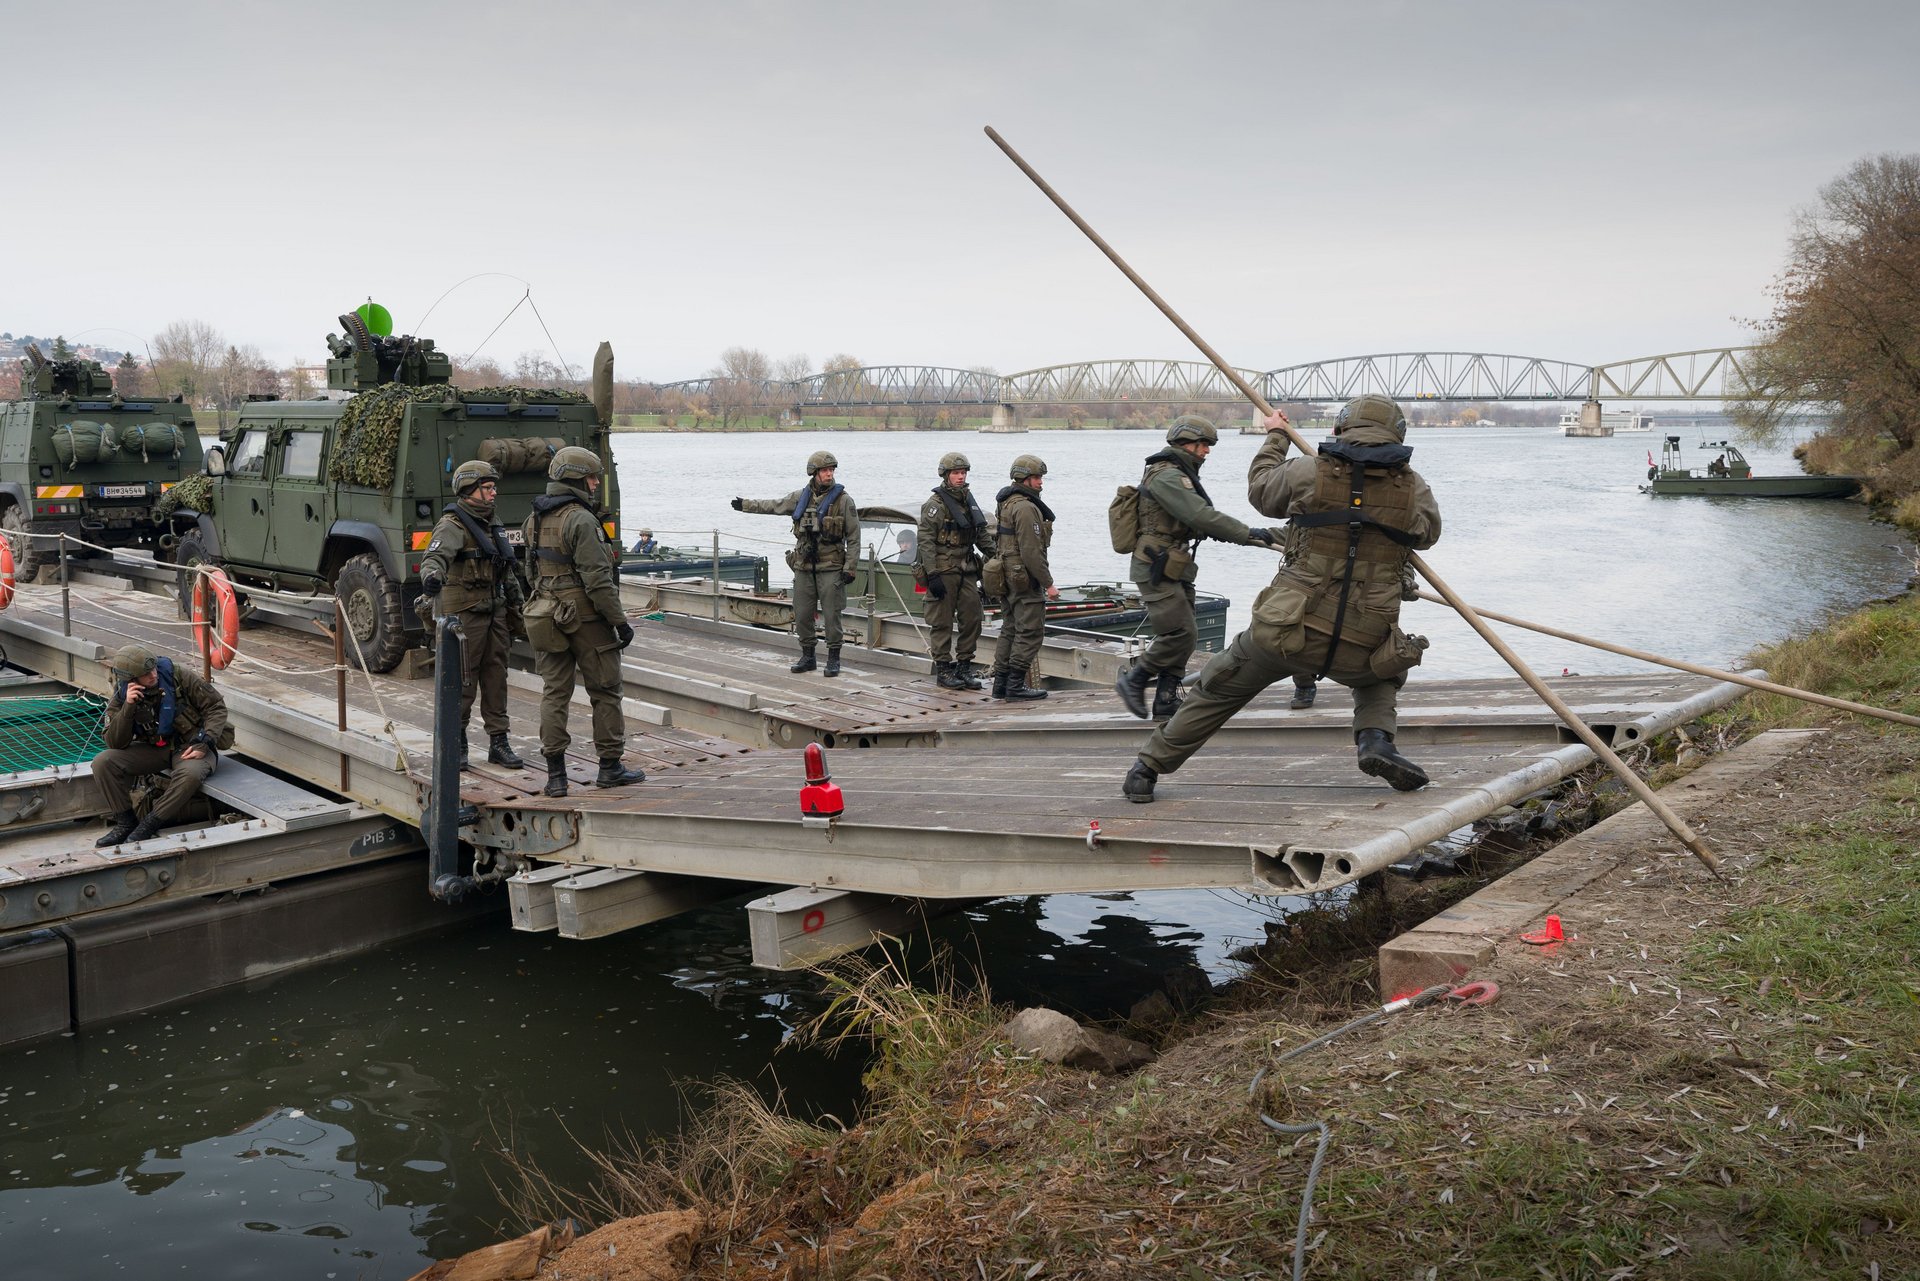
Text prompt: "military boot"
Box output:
[[543, 753, 569, 798], [596, 757, 646, 788], [1114, 664, 1153, 719], [1122, 761, 1158, 804], [1150, 672, 1184, 721], [1004, 670, 1048, 701], [1356, 729, 1429, 792], [457, 729, 472, 772], [126, 814, 164, 843], [487, 734, 526, 769], [1289, 679, 1317, 710], [824, 647, 842, 678], [935, 661, 966, 690], [96, 811, 139, 847], [991, 670, 1009, 699], [955, 660, 984, 691], [790, 646, 817, 674]]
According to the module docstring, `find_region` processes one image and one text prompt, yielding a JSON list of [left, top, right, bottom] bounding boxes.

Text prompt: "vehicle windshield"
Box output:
[[227, 429, 270, 477]]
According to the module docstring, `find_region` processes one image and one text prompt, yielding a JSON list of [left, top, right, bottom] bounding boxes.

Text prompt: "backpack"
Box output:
[[1106, 483, 1143, 554]]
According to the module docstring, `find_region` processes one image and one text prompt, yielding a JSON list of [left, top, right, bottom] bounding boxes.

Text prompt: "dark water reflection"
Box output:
[[6, 425, 1912, 1278]]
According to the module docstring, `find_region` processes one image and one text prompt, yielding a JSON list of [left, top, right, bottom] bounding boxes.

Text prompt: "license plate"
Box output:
[[97, 484, 148, 498], [503, 528, 525, 546]]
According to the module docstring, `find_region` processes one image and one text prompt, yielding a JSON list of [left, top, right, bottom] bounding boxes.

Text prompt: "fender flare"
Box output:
[[0, 482, 28, 515], [326, 520, 399, 578]]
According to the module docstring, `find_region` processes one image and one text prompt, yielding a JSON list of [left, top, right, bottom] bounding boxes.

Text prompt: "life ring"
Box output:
[[0, 535, 13, 611], [193, 567, 240, 670]]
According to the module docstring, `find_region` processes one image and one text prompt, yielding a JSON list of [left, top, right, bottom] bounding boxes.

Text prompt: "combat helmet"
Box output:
[[937, 451, 971, 476], [451, 460, 500, 495], [1334, 395, 1408, 441], [549, 446, 605, 484], [107, 643, 157, 680], [1165, 414, 1219, 446], [1009, 454, 1048, 481]]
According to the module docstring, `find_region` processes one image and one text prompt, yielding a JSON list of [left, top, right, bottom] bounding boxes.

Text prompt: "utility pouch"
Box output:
[[1368, 625, 1429, 680], [1163, 545, 1196, 583], [982, 557, 1007, 597], [1249, 576, 1311, 656], [552, 597, 581, 634], [1005, 561, 1032, 595], [521, 596, 570, 653]]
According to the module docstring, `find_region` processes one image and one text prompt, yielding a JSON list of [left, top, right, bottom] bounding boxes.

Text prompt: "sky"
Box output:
[[8, 0, 1918, 383]]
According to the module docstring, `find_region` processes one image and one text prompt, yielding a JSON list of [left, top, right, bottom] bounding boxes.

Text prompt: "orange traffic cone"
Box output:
[[1520, 914, 1564, 946]]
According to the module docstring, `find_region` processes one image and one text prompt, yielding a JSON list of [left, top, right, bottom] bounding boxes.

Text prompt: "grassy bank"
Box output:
[[608, 414, 1183, 432], [505, 595, 1920, 1279]]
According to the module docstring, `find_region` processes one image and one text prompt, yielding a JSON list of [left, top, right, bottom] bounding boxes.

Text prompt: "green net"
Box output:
[[156, 472, 214, 518], [328, 383, 591, 490], [0, 693, 108, 772]]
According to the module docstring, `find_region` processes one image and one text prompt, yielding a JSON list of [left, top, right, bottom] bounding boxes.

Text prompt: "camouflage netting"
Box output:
[[329, 383, 456, 489], [156, 473, 214, 518], [329, 383, 592, 490]]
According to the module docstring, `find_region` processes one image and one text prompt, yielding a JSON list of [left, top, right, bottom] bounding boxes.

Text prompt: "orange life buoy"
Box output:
[[0, 535, 14, 611], [193, 567, 240, 670]]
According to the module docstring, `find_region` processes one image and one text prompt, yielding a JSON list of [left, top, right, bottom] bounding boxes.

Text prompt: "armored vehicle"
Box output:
[[166, 314, 620, 673], [1, 345, 202, 580]]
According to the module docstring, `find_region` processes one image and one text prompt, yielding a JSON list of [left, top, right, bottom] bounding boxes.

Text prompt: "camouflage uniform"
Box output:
[[988, 458, 1054, 701], [1128, 398, 1443, 801], [916, 455, 995, 687], [737, 454, 860, 672], [92, 643, 233, 845], [419, 480, 526, 765], [523, 468, 639, 792]]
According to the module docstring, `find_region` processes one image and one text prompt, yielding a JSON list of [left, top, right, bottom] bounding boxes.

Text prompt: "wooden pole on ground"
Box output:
[[1413, 590, 1920, 729], [983, 125, 1720, 876]]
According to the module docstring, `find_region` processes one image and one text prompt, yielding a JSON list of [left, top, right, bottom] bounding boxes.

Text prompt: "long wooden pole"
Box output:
[[1414, 590, 1920, 730], [983, 125, 1720, 876]]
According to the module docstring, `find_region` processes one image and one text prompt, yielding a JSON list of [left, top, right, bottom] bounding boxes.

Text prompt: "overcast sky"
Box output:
[[9, 0, 1917, 383]]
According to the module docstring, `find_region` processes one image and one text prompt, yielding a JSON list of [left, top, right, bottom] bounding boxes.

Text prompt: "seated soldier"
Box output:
[[92, 643, 232, 847], [630, 528, 660, 555]]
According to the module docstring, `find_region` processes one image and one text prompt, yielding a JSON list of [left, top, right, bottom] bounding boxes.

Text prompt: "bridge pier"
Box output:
[[985, 403, 1026, 434], [1579, 399, 1604, 433]]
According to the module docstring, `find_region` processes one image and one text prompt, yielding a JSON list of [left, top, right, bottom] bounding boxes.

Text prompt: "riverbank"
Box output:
[[452, 593, 1920, 1280]]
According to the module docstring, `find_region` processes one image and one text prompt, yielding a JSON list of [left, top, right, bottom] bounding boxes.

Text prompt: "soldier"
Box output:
[[419, 460, 526, 770], [916, 451, 995, 690], [987, 454, 1057, 701], [1115, 415, 1282, 721], [521, 446, 644, 797], [732, 451, 861, 677], [1123, 396, 1442, 802], [630, 528, 659, 555], [92, 643, 233, 846]]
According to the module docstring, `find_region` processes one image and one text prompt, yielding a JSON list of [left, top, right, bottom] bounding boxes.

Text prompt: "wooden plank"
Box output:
[[552, 868, 742, 939], [746, 887, 977, 970], [507, 863, 583, 932]]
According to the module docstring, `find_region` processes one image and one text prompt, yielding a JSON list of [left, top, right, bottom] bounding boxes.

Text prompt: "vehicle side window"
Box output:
[[228, 429, 270, 477], [281, 431, 323, 480]]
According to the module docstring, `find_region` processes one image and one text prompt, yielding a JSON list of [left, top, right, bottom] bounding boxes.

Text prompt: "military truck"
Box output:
[[165, 315, 620, 673], [1, 346, 202, 580]]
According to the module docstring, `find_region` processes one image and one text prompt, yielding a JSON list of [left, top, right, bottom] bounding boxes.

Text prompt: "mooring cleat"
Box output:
[[1355, 728, 1429, 791], [1122, 760, 1159, 804]]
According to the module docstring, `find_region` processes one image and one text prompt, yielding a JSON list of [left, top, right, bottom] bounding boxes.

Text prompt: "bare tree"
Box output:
[[151, 319, 225, 406], [709, 346, 774, 428], [114, 352, 145, 397], [450, 355, 507, 389]]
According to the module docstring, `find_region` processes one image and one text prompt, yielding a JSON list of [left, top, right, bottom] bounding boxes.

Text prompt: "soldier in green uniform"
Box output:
[[916, 451, 995, 691], [419, 460, 527, 770], [1124, 396, 1442, 802], [986, 454, 1057, 702], [521, 446, 644, 798], [732, 451, 861, 677], [1115, 415, 1282, 721], [92, 643, 234, 846]]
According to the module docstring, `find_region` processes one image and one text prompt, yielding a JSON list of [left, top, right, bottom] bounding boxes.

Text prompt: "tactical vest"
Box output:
[[995, 489, 1053, 572], [434, 504, 511, 614], [1135, 457, 1204, 550], [527, 498, 599, 601], [1286, 442, 1422, 664], [116, 657, 181, 747], [790, 483, 850, 569], [926, 485, 987, 572]]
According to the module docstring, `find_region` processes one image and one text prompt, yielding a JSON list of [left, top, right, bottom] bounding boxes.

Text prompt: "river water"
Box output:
[[2, 425, 1909, 1279]]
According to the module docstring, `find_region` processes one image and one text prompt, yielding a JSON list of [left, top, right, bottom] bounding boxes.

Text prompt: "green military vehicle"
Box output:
[[1, 345, 202, 580], [165, 313, 620, 673]]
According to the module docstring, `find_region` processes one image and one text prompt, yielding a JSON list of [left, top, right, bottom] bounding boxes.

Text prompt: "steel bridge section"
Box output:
[[1261, 352, 1596, 403], [1000, 359, 1265, 406], [1587, 347, 1756, 401]]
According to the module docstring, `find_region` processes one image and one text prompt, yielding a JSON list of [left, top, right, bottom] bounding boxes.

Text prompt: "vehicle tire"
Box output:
[[336, 552, 408, 674], [2, 504, 52, 584], [174, 529, 214, 620]]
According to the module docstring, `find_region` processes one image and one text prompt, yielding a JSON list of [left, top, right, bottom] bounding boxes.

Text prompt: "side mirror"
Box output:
[[205, 446, 226, 478]]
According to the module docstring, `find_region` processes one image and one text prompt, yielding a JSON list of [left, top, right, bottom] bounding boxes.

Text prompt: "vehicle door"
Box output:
[[219, 424, 275, 566], [268, 423, 330, 575]]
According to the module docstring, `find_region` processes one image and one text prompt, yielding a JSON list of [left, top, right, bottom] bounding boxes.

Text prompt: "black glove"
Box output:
[[729, 497, 744, 511], [925, 574, 946, 601], [614, 620, 635, 649], [841, 570, 857, 586], [1248, 528, 1285, 548], [421, 572, 443, 595]]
